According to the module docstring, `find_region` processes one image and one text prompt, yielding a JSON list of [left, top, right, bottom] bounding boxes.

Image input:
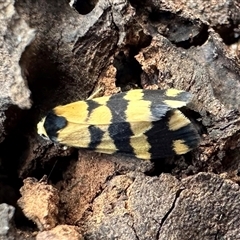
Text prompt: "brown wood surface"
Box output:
[[0, 0, 240, 239]]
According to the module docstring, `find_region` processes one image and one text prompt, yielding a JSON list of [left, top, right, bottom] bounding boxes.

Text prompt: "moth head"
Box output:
[[37, 117, 50, 140]]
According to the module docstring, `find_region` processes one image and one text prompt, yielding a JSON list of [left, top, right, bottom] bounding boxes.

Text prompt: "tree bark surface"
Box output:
[[0, 0, 240, 239]]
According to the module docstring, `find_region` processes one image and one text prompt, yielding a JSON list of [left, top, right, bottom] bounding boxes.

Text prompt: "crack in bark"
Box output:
[[122, 177, 140, 240], [89, 172, 117, 206], [156, 188, 184, 239], [130, 223, 140, 240]]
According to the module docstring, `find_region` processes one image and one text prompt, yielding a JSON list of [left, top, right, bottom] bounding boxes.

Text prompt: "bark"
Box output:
[[0, 0, 240, 239]]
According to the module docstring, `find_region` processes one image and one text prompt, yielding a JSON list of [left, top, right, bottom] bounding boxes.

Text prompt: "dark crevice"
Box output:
[[148, 9, 209, 49], [222, 146, 240, 179], [0, 133, 36, 229], [112, 28, 152, 90], [0, 92, 37, 227], [129, 5, 210, 50], [215, 229, 224, 240], [126, 31, 153, 56], [3, 105, 24, 135], [157, 188, 183, 238], [113, 51, 143, 90], [175, 24, 209, 49], [213, 19, 240, 45], [20, 48, 64, 111], [145, 157, 176, 177], [30, 153, 78, 184], [71, 0, 98, 15], [0, 133, 30, 188], [145, 150, 205, 179], [130, 224, 140, 240], [128, 0, 147, 9]]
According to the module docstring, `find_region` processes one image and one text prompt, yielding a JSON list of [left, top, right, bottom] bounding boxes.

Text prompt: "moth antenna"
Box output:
[[47, 159, 59, 183], [87, 86, 104, 100]]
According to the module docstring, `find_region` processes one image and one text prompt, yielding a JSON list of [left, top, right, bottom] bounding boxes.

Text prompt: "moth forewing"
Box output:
[[37, 88, 200, 159]]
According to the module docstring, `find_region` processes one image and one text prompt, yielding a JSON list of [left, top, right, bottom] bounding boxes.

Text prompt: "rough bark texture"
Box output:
[[1, 0, 240, 239]]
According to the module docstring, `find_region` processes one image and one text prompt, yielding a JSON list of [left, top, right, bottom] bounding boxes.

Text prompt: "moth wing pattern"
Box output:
[[53, 88, 192, 124], [37, 88, 200, 160], [91, 109, 199, 159]]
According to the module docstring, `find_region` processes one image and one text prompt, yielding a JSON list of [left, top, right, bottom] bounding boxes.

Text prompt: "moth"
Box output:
[[37, 89, 200, 160]]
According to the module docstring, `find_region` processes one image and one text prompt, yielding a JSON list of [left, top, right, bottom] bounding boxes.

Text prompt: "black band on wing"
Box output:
[[88, 125, 105, 149], [106, 92, 128, 123], [108, 122, 134, 154], [87, 100, 101, 119], [145, 114, 175, 159]]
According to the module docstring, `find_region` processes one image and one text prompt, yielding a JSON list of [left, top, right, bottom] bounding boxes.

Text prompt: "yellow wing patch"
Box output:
[[123, 89, 144, 101], [163, 99, 188, 108], [54, 101, 89, 123], [87, 105, 112, 124], [165, 88, 185, 97], [168, 110, 190, 131], [125, 100, 152, 122], [172, 139, 190, 155]]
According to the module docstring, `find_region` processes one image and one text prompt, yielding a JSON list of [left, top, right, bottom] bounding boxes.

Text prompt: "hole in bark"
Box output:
[[175, 24, 209, 49], [149, 10, 209, 49], [3, 105, 24, 136], [126, 31, 153, 55], [20, 47, 64, 112], [128, 0, 146, 8], [213, 20, 240, 45], [221, 132, 240, 176], [71, 0, 98, 15], [222, 147, 240, 169], [0, 134, 29, 185], [0, 132, 37, 229], [146, 153, 198, 177], [145, 158, 175, 176], [113, 51, 143, 90], [113, 31, 152, 90]]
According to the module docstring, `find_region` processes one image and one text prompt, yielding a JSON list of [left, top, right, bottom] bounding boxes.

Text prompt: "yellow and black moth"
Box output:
[[37, 89, 200, 160]]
